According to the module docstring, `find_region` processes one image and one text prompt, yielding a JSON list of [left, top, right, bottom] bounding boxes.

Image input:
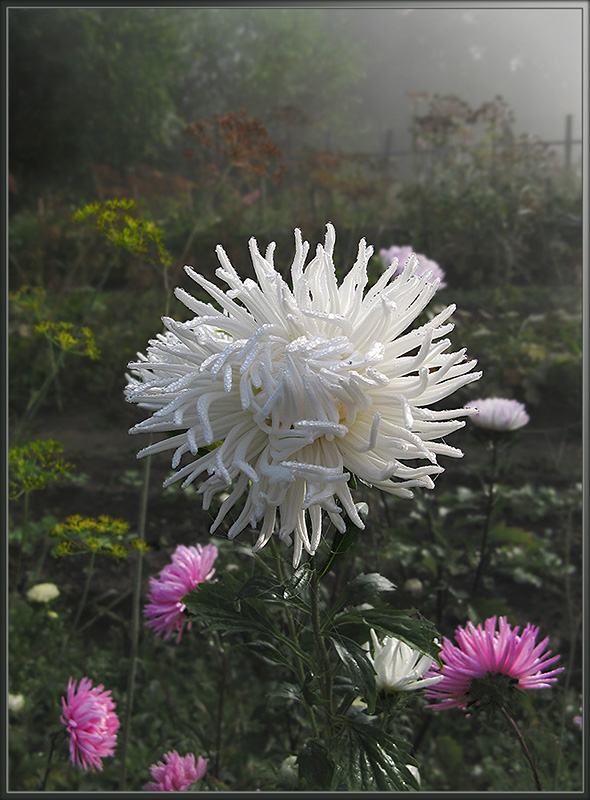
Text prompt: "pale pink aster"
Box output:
[[424, 616, 564, 712], [144, 543, 218, 642], [464, 397, 529, 431], [143, 750, 208, 791], [60, 677, 119, 771], [379, 245, 446, 289]]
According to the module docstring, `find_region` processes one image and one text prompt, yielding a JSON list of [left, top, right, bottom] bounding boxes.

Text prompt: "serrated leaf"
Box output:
[[328, 572, 396, 618], [336, 607, 441, 661], [331, 635, 377, 713], [298, 739, 333, 790], [330, 718, 418, 791], [183, 571, 276, 635]]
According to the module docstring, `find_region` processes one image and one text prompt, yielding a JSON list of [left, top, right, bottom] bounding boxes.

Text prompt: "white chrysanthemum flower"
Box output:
[[26, 582, 60, 603], [126, 224, 481, 566], [464, 397, 529, 431], [365, 629, 443, 692]]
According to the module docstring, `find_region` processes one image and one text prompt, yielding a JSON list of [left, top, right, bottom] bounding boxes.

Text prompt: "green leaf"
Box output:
[[298, 739, 333, 790], [268, 682, 304, 704], [330, 717, 418, 791], [238, 640, 293, 669], [282, 563, 313, 600], [328, 572, 396, 619], [335, 607, 441, 661], [183, 571, 276, 635], [330, 635, 377, 713], [489, 523, 533, 545], [317, 526, 359, 579], [235, 575, 281, 601]]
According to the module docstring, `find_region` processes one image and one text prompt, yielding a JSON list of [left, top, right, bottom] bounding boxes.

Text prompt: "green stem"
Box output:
[[118, 449, 151, 790], [14, 489, 30, 592], [310, 556, 333, 732], [271, 540, 320, 740], [499, 704, 542, 791], [214, 645, 227, 779], [472, 438, 499, 598], [70, 552, 95, 635], [14, 257, 116, 442], [40, 729, 66, 791]]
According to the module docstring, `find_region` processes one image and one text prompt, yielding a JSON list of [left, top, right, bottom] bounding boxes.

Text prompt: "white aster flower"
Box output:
[[365, 628, 443, 692], [8, 693, 25, 713], [464, 397, 529, 431], [126, 224, 481, 566], [26, 582, 60, 603]]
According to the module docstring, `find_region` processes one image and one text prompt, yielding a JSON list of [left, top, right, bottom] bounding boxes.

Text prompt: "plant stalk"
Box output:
[[472, 438, 499, 598], [70, 552, 96, 635], [118, 448, 151, 790], [271, 540, 320, 739], [310, 556, 333, 731], [499, 704, 542, 791]]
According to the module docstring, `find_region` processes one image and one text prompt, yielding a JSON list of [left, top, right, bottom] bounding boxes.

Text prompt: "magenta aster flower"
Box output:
[[144, 543, 218, 642], [60, 677, 119, 771], [424, 616, 564, 712], [464, 397, 529, 431], [379, 245, 446, 289], [143, 750, 208, 791]]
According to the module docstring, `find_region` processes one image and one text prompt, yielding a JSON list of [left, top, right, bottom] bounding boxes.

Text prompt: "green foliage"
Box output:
[[9, 8, 183, 190], [34, 320, 100, 360], [50, 514, 145, 560], [330, 717, 419, 790], [73, 199, 172, 268], [8, 440, 73, 500]]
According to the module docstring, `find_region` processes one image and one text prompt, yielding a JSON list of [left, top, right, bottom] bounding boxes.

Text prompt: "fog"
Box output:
[[330, 7, 582, 159]]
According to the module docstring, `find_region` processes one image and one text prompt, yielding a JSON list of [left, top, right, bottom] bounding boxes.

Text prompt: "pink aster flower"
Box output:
[[143, 750, 208, 791], [464, 397, 529, 431], [144, 543, 218, 642], [424, 616, 564, 712], [60, 677, 119, 771], [573, 695, 583, 730], [379, 245, 446, 289]]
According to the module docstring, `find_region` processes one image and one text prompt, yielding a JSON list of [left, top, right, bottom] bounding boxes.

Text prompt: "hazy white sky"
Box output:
[[345, 6, 582, 151]]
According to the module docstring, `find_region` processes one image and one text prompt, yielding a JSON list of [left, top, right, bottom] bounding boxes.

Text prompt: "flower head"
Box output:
[[144, 543, 218, 642], [464, 397, 529, 431], [379, 245, 446, 289], [60, 677, 119, 771], [424, 616, 564, 712], [126, 224, 480, 566], [8, 693, 25, 713], [26, 582, 60, 603], [573, 695, 582, 730], [143, 750, 208, 791], [365, 628, 443, 692]]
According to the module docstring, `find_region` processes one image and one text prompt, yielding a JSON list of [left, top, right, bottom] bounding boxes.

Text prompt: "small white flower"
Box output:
[[366, 629, 443, 692], [8, 693, 25, 713], [464, 397, 529, 431], [126, 224, 481, 566], [26, 583, 60, 603]]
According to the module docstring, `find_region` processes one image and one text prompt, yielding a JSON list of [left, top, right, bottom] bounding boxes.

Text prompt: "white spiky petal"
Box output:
[[125, 224, 481, 566]]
